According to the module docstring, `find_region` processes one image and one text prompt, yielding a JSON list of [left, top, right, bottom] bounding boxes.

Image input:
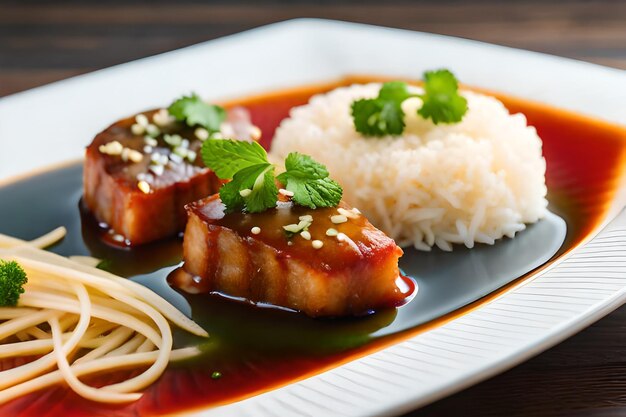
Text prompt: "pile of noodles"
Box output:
[[0, 227, 208, 404]]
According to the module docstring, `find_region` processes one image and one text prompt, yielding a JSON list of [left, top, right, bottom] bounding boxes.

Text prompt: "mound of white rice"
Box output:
[[270, 83, 548, 251]]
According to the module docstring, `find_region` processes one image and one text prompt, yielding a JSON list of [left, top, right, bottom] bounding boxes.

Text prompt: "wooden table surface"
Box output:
[[1, 1, 625, 416]]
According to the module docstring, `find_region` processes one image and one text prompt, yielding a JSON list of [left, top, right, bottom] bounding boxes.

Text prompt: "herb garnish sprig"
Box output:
[[351, 69, 468, 137], [201, 140, 343, 213], [168, 93, 226, 134], [0, 260, 27, 307]]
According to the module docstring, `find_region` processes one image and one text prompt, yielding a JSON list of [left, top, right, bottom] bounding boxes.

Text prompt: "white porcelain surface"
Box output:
[[1, 19, 625, 417]]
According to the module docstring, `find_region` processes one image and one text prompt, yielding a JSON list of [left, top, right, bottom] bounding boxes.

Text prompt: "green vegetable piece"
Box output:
[[168, 93, 226, 133], [211, 371, 222, 379], [0, 260, 27, 307], [418, 69, 468, 124], [277, 152, 343, 209]]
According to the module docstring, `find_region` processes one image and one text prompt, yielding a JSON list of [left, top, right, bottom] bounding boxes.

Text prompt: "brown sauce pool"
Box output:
[[1, 76, 625, 416]]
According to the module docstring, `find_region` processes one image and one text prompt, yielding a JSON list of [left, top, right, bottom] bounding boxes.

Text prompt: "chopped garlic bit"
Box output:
[[279, 188, 295, 197], [312, 240, 324, 249], [130, 124, 145, 136], [164, 134, 183, 147], [137, 180, 151, 194], [152, 108, 175, 127], [239, 188, 252, 197], [98, 141, 123, 156], [326, 228, 338, 237], [300, 231, 311, 240], [251, 226, 261, 235], [143, 145, 153, 154], [331, 214, 348, 224], [283, 216, 313, 234], [187, 150, 197, 162], [337, 207, 360, 219], [195, 127, 209, 141]]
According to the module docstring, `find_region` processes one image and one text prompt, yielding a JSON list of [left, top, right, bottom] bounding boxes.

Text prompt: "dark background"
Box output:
[[1, 1, 626, 416]]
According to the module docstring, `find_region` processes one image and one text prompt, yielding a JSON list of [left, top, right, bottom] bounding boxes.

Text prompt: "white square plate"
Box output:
[[1, 19, 625, 417]]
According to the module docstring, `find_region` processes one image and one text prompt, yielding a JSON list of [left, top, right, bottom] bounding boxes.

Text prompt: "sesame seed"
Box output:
[[279, 188, 295, 197], [149, 164, 164, 176], [195, 127, 210, 141], [338, 207, 360, 219], [287, 241, 294, 246], [131, 123, 145, 136], [181, 139, 190, 149], [331, 214, 348, 224], [186, 150, 197, 162], [112, 233, 125, 243], [251, 227, 261, 235], [159, 154, 169, 165], [249, 125, 262, 141], [300, 231, 311, 240], [121, 148, 131, 162], [144, 136, 158, 147], [98, 141, 123, 156], [326, 228, 338, 237], [312, 240, 324, 249], [151, 153, 162, 163], [239, 188, 252, 197], [136, 114, 149, 126], [137, 180, 151, 194], [153, 109, 175, 127], [143, 145, 153, 154], [337, 233, 347, 242], [146, 124, 160, 137], [128, 149, 144, 163]]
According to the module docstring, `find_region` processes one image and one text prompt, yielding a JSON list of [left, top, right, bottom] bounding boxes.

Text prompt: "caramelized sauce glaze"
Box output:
[[2, 76, 625, 416]]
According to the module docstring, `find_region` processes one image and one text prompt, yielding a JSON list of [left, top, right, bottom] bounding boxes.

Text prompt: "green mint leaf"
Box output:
[[219, 163, 277, 213], [0, 260, 27, 307], [277, 152, 343, 209], [168, 93, 226, 133], [201, 139, 269, 179], [418, 69, 468, 124], [351, 81, 410, 137]]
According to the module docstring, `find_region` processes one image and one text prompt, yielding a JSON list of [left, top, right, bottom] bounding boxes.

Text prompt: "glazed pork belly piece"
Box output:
[[83, 108, 259, 245], [175, 195, 406, 317]]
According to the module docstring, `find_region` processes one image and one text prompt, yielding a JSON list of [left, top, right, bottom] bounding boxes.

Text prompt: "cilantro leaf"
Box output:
[[168, 93, 226, 133], [277, 152, 343, 209], [219, 163, 277, 213], [418, 69, 468, 124], [281, 152, 328, 180], [201, 139, 269, 179], [351, 81, 411, 137]]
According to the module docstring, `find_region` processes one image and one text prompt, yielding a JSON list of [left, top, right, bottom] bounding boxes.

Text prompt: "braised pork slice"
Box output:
[[175, 195, 406, 317], [83, 107, 259, 245]]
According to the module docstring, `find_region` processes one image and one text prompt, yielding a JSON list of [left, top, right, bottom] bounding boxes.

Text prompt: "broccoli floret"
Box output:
[[0, 260, 27, 306]]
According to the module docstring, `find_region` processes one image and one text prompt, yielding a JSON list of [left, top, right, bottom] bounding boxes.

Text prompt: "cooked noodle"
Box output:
[[0, 227, 208, 404]]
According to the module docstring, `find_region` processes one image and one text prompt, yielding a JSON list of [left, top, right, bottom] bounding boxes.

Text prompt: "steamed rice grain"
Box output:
[[270, 83, 548, 251]]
